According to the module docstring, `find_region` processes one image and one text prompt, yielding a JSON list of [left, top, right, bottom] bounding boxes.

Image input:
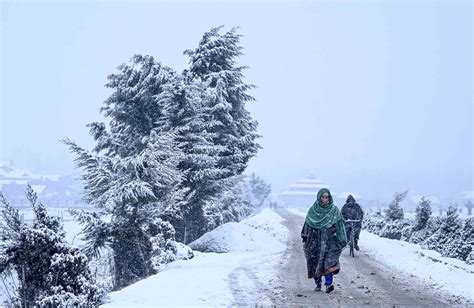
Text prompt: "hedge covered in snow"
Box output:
[[363, 208, 474, 263]]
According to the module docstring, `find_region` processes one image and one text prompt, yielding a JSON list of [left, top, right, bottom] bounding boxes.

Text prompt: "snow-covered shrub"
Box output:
[[364, 201, 472, 262], [409, 216, 441, 244], [379, 219, 412, 240], [150, 219, 178, 270], [422, 207, 472, 261], [362, 213, 385, 235], [175, 242, 194, 260], [446, 217, 473, 261], [0, 186, 104, 306]]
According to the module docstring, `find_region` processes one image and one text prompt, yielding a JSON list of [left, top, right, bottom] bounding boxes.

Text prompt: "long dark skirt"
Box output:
[[301, 222, 342, 279]]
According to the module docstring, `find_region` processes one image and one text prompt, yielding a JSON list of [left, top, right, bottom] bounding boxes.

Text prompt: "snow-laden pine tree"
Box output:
[[64, 131, 185, 289], [65, 28, 261, 280], [0, 186, 104, 306], [437, 205, 472, 260], [441, 205, 462, 236], [386, 190, 407, 221], [203, 175, 254, 230], [414, 196, 432, 230], [248, 173, 272, 208], [184, 26, 261, 178], [88, 54, 178, 158], [155, 77, 228, 243], [423, 205, 467, 260]]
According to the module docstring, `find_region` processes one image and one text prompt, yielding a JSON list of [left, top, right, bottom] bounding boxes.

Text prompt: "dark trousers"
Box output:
[[345, 224, 361, 243]]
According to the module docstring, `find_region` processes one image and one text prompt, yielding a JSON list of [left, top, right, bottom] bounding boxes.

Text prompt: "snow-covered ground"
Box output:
[[99, 206, 472, 305], [361, 231, 474, 301], [101, 208, 289, 307]]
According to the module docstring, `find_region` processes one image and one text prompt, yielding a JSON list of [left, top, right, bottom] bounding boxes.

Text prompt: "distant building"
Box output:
[[278, 176, 330, 208], [278, 175, 368, 210], [0, 161, 85, 208]]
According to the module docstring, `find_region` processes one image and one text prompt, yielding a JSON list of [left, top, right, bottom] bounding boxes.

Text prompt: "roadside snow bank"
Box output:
[[190, 208, 287, 253], [102, 208, 288, 307], [361, 230, 474, 302]]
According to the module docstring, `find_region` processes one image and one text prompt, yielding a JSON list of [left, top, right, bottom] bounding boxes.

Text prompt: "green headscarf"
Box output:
[[305, 188, 347, 247]]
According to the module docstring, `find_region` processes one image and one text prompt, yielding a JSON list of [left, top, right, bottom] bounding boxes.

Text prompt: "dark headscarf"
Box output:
[[346, 194, 356, 203]]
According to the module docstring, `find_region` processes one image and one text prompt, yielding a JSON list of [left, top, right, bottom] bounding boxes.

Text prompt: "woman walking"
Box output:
[[301, 188, 347, 293]]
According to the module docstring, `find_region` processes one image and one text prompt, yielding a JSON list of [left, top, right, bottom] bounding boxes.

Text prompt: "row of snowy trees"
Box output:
[[63, 27, 266, 290], [364, 191, 473, 263]]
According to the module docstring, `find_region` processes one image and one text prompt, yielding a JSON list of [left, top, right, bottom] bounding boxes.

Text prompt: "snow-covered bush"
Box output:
[[362, 213, 385, 236], [363, 213, 412, 240], [408, 216, 441, 244], [380, 219, 411, 240], [378, 219, 412, 240], [364, 203, 472, 262], [175, 242, 194, 260], [150, 219, 178, 270], [424, 212, 473, 261], [0, 186, 104, 306]]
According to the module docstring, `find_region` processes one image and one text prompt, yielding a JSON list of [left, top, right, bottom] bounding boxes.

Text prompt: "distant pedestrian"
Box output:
[[341, 195, 364, 251], [301, 188, 347, 293]]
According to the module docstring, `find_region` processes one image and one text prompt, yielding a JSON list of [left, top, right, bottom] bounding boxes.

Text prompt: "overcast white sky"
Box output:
[[1, 0, 472, 201]]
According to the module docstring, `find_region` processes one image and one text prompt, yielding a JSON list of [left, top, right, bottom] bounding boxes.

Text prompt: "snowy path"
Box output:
[[269, 208, 456, 306]]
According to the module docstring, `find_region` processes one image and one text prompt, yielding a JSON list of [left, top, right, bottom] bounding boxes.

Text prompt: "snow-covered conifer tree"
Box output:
[[156, 77, 227, 243], [184, 26, 260, 177], [248, 173, 272, 208], [414, 196, 432, 230], [65, 27, 261, 273], [88, 54, 178, 157], [64, 131, 185, 289], [0, 186, 104, 306], [386, 190, 407, 221]]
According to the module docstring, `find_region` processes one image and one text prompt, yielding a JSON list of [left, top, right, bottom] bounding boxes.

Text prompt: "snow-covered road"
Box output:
[[102, 207, 473, 306], [272, 208, 470, 306]]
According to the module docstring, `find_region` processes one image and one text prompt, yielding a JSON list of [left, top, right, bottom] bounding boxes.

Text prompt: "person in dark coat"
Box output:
[[301, 188, 347, 293], [341, 195, 364, 251]]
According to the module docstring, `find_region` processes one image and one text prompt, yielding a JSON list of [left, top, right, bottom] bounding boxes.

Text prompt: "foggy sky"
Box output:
[[1, 0, 472, 202]]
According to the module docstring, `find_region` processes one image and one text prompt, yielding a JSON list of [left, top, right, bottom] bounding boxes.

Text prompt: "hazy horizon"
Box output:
[[1, 1, 472, 202]]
